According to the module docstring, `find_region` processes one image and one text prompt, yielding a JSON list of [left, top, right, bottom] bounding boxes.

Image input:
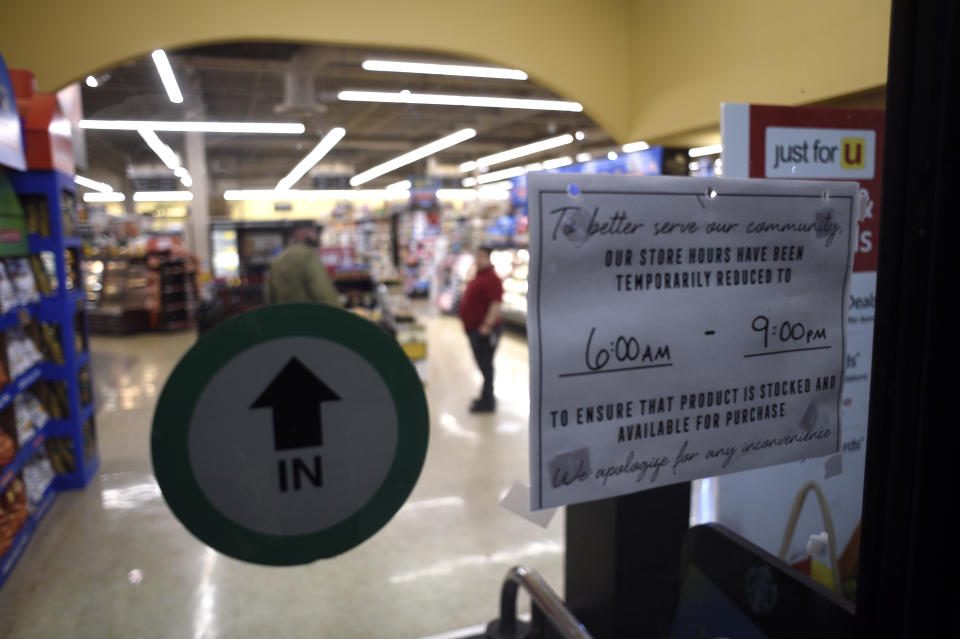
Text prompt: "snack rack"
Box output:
[[0, 169, 97, 589]]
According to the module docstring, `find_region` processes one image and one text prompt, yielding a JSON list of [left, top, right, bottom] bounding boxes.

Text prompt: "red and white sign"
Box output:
[[723, 103, 883, 271], [707, 103, 885, 567]]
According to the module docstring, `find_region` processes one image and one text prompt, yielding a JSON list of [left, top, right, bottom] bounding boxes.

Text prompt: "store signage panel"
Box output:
[[764, 127, 875, 180], [152, 304, 428, 565], [0, 54, 26, 171], [527, 174, 857, 509]]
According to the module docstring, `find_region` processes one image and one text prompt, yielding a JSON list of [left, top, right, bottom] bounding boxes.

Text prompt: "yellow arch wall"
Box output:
[[1, 0, 889, 144]]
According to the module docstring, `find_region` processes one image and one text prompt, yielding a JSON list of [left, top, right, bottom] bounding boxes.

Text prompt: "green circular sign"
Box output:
[[151, 303, 429, 565]]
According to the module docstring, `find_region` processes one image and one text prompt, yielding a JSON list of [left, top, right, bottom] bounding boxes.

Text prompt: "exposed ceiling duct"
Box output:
[[273, 47, 329, 117]]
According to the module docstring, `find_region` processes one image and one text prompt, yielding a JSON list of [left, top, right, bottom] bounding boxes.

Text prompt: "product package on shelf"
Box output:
[[4, 259, 40, 307], [28, 255, 51, 296], [0, 263, 17, 313], [4, 327, 44, 378], [45, 437, 75, 475], [22, 453, 55, 507], [64, 250, 77, 290], [31, 322, 64, 364], [0, 430, 14, 468], [78, 366, 92, 406], [13, 390, 48, 444], [22, 195, 50, 236], [0, 479, 28, 558], [60, 192, 77, 237], [36, 381, 67, 420], [39, 252, 57, 292]]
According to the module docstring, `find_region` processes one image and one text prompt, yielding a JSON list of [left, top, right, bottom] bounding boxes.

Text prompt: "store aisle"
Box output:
[[0, 318, 561, 638]]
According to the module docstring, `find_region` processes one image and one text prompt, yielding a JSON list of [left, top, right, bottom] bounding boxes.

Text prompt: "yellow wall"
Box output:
[[0, 0, 890, 144], [629, 0, 891, 142], [0, 0, 633, 141]]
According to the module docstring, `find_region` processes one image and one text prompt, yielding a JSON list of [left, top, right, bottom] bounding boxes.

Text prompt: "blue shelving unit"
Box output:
[[6, 169, 98, 492]]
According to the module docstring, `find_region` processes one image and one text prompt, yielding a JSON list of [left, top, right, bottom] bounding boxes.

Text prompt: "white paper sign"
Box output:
[[527, 174, 857, 509]]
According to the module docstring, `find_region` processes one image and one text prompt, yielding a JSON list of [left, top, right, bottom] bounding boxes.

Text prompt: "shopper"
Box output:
[[458, 247, 503, 413], [264, 223, 341, 306]]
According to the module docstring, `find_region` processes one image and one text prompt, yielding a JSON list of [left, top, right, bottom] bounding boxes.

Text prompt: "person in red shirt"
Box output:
[[458, 247, 504, 413]]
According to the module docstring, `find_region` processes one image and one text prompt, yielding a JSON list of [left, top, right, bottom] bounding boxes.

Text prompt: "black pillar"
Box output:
[[565, 482, 690, 639], [857, 0, 958, 636]]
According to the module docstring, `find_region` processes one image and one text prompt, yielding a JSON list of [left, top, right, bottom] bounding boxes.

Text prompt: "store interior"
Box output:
[[0, 1, 920, 636]]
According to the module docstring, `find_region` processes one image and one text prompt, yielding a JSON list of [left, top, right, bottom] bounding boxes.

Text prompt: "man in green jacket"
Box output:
[[264, 223, 341, 306]]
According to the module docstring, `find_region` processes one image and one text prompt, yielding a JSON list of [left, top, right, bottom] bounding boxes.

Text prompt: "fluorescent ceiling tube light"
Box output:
[[74, 175, 113, 193], [387, 180, 412, 190], [223, 189, 410, 201], [179, 174, 193, 187], [350, 128, 476, 186], [276, 127, 346, 190], [464, 134, 574, 172], [575, 131, 586, 141], [338, 90, 582, 112], [461, 177, 478, 187], [151, 50, 183, 104], [542, 156, 573, 170], [622, 140, 649, 153], [476, 165, 528, 184], [689, 143, 723, 157], [133, 191, 194, 202], [80, 120, 306, 134], [362, 60, 527, 81], [83, 192, 125, 203], [84, 75, 99, 88], [139, 129, 180, 170], [607, 151, 619, 160], [576, 152, 592, 163]]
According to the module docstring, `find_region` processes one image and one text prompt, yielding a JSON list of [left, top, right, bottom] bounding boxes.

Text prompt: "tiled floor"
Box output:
[[0, 316, 563, 638]]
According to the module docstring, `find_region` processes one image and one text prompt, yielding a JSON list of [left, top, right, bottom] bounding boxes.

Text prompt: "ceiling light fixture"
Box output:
[[461, 177, 478, 187], [607, 151, 619, 160], [475, 165, 528, 185], [151, 50, 184, 104], [461, 134, 574, 173], [622, 141, 649, 153], [362, 60, 527, 81], [133, 191, 194, 202], [83, 192, 125, 203], [338, 90, 583, 112], [84, 75, 99, 88], [575, 131, 586, 141], [173, 166, 193, 187], [387, 180, 412, 190], [276, 127, 347, 190], [350, 128, 476, 186], [542, 156, 573, 170], [138, 129, 180, 170], [79, 120, 306, 134], [74, 175, 114, 193], [689, 143, 723, 157], [223, 189, 411, 201], [575, 152, 592, 163]]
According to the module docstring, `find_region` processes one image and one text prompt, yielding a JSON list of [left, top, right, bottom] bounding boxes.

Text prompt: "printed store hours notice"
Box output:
[[527, 174, 858, 510]]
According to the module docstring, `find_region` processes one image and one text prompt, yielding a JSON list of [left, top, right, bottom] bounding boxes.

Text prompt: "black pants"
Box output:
[[467, 326, 502, 403]]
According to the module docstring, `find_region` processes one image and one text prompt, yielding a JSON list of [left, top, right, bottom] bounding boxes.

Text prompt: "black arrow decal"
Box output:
[[251, 357, 341, 451]]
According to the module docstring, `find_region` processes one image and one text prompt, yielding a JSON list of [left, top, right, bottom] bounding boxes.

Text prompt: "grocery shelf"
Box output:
[[0, 168, 97, 589], [0, 480, 57, 589], [0, 421, 50, 494]]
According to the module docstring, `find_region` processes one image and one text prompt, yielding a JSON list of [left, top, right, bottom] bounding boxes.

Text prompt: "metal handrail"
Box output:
[[497, 565, 593, 639]]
